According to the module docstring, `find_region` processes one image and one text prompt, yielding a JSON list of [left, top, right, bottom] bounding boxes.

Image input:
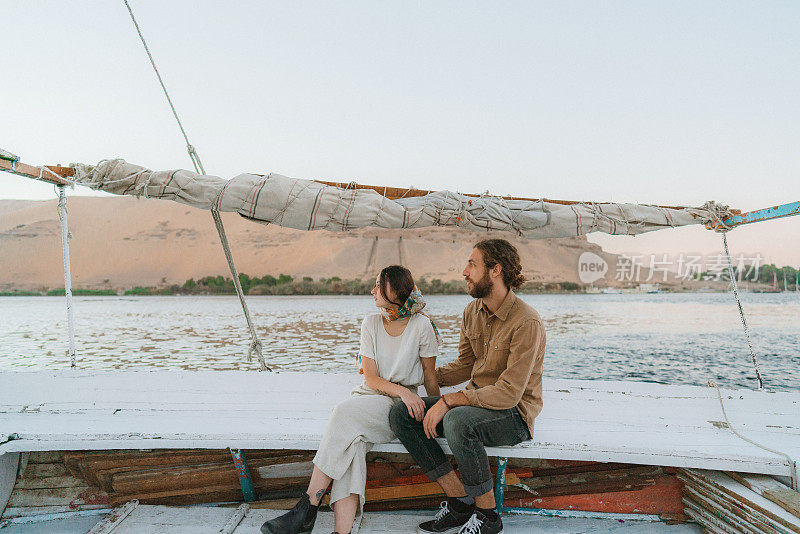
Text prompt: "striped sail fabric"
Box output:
[[70, 159, 732, 239]]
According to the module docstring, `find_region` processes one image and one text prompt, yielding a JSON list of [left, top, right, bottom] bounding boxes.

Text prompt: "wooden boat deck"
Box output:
[[0, 505, 705, 533], [1, 371, 798, 477]]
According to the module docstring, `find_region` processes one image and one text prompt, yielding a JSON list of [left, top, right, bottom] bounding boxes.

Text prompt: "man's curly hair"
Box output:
[[474, 239, 526, 289]]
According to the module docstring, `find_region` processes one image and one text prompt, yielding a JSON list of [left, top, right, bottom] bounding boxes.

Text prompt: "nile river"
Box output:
[[1, 293, 798, 391]]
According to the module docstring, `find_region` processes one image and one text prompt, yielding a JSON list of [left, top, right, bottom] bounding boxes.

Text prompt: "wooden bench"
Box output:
[[2, 371, 798, 510]]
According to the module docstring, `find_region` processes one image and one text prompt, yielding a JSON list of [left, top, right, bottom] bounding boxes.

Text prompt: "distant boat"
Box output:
[[601, 287, 622, 294], [638, 283, 661, 294]]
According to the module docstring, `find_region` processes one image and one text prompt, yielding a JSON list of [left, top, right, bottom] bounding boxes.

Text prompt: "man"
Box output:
[[389, 239, 545, 534]]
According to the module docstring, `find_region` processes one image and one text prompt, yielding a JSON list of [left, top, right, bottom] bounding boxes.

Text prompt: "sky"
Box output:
[[3, 1, 799, 267]]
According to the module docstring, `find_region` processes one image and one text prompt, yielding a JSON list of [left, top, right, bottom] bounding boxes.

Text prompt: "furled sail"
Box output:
[[71, 159, 734, 239]]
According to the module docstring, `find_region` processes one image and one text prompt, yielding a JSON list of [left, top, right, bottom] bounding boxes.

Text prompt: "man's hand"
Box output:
[[423, 399, 449, 439]]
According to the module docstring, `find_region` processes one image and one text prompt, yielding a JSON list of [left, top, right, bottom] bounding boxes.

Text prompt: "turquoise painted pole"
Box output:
[[230, 448, 256, 502], [717, 200, 800, 229], [495, 457, 508, 513]]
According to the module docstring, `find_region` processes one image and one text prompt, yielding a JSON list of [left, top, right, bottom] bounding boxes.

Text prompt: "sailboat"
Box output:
[[1, 5, 800, 533]]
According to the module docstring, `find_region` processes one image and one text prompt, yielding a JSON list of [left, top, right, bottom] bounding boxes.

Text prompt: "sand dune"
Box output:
[[1, 197, 635, 291]]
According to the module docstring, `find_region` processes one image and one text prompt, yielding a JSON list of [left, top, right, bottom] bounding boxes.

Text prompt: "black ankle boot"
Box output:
[[260, 493, 318, 534]]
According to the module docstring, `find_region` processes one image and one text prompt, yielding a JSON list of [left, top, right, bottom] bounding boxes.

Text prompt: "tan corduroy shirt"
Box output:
[[436, 290, 546, 436]]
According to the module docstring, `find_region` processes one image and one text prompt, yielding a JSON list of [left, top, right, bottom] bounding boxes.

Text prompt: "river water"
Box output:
[[1, 293, 798, 391]]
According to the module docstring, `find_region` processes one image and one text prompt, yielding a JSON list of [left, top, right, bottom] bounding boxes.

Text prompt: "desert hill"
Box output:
[[1, 196, 641, 291]]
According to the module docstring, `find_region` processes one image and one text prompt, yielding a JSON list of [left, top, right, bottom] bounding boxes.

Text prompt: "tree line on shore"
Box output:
[[123, 274, 582, 296], [2, 264, 797, 297], [1, 273, 582, 296]]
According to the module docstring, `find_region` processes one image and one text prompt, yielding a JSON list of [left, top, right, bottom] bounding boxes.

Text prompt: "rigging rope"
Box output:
[[122, 0, 269, 371], [707, 233, 798, 489], [719, 231, 763, 389], [708, 381, 798, 491]]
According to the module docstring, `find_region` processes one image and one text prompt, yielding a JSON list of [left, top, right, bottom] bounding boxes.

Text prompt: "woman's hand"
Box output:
[[400, 390, 426, 422]]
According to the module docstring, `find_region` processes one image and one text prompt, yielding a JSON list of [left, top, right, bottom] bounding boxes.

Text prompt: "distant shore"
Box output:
[[0, 273, 790, 297]]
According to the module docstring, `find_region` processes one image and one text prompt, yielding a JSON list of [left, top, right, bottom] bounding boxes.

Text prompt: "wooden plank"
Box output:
[[25, 451, 62, 463], [681, 470, 800, 534], [506, 474, 685, 516], [111, 476, 308, 506], [110, 504, 236, 534], [75, 450, 312, 491], [727, 472, 800, 519], [683, 494, 769, 534], [21, 462, 67, 478], [8, 486, 109, 507], [256, 460, 314, 479], [366, 481, 445, 502], [111, 456, 311, 494], [246, 498, 300, 510], [110, 484, 243, 507], [237, 508, 337, 534], [0, 504, 109, 518], [680, 474, 790, 534], [88, 499, 138, 534], [684, 485, 780, 534], [516, 465, 664, 491], [683, 501, 747, 534], [14, 475, 86, 490]]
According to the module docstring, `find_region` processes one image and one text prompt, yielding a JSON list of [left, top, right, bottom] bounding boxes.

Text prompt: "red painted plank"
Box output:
[[505, 475, 684, 515]]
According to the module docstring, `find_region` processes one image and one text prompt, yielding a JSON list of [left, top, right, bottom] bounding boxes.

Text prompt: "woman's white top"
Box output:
[[352, 312, 439, 396]]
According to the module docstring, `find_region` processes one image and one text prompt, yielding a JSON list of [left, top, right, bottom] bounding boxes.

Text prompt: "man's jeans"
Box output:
[[389, 397, 531, 498]]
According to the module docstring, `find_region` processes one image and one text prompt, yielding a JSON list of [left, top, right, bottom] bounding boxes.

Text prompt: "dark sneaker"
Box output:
[[260, 493, 318, 534], [418, 500, 474, 534], [457, 510, 503, 534]]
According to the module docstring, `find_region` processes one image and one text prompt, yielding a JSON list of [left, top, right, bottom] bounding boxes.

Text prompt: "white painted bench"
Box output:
[[1, 371, 798, 478]]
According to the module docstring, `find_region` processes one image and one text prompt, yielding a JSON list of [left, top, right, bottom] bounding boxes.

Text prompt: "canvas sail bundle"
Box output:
[[71, 159, 733, 239]]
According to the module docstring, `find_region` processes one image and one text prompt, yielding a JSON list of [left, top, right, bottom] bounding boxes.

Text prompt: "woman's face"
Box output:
[[371, 275, 396, 309]]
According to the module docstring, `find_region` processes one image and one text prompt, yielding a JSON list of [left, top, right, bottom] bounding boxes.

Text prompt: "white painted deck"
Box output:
[[0, 506, 705, 533], [0, 371, 798, 477]]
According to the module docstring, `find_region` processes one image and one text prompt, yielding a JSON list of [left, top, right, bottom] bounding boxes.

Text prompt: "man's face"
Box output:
[[462, 248, 493, 299]]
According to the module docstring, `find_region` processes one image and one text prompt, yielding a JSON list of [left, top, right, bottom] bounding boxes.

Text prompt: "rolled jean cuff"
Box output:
[[463, 477, 494, 498], [424, 461, 454, 482]]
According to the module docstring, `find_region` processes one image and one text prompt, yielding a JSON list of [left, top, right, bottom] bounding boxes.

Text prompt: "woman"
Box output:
[[261, 265, 440, 534]]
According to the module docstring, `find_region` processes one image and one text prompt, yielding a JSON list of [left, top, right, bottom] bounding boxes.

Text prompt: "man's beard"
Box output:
[[467, 270, 493, 299]]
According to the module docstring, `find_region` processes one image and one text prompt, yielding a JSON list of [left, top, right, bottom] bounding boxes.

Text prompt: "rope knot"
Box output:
[[696, 200, 735, 232]]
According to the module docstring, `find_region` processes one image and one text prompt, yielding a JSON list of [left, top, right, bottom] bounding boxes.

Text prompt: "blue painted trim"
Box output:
[[721, 200, 800, 229], [230, 448, 256, 502], [495, 457, 508, 514], [503, 506, 662, 521], [2, 508, 112, 524]]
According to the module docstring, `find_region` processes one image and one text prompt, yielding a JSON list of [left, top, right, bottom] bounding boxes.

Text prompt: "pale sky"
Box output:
[[3, 1, 799, 266]]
